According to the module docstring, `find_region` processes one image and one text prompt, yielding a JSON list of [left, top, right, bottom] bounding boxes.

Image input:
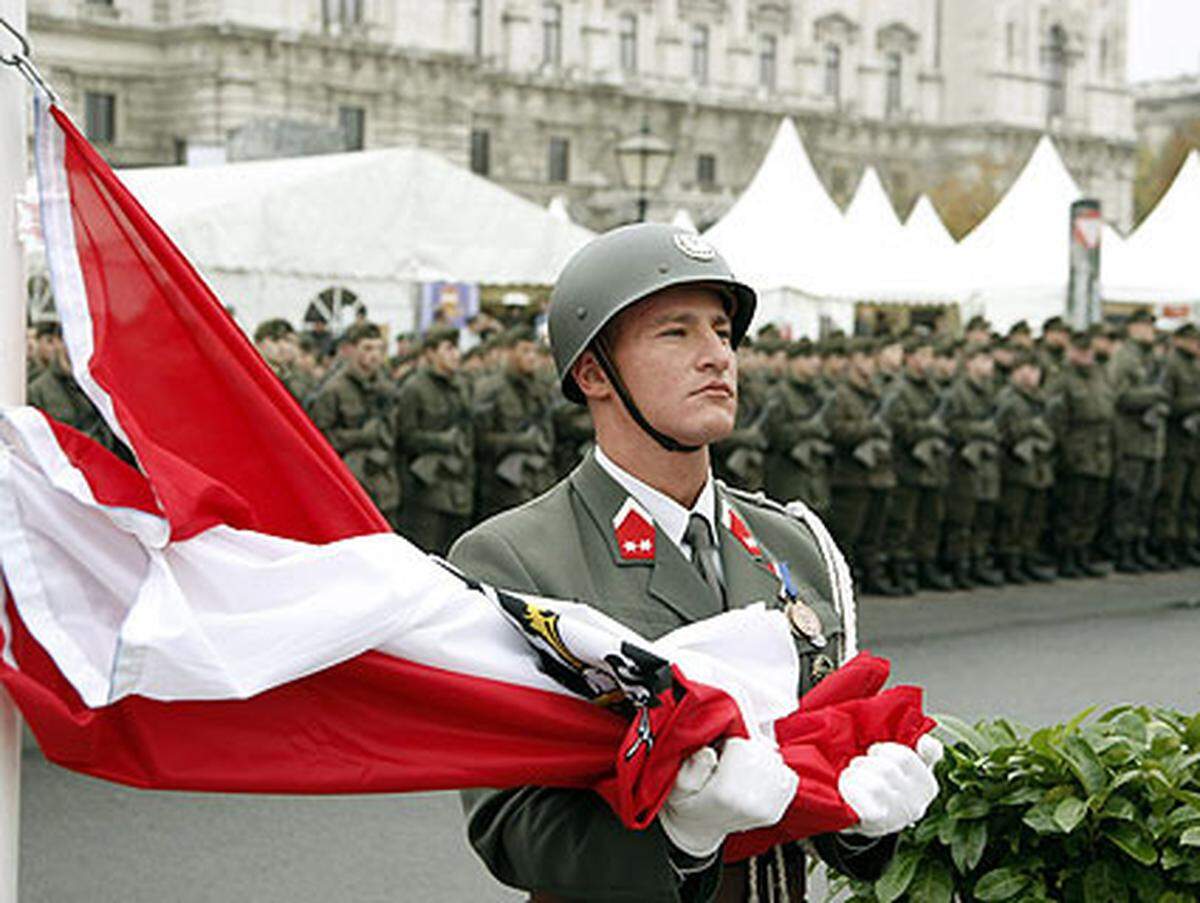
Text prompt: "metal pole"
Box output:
[[0, 0, 28, 899]]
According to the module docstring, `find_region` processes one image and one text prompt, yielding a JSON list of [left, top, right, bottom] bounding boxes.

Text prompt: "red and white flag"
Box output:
[[0, 100, 933, 851]]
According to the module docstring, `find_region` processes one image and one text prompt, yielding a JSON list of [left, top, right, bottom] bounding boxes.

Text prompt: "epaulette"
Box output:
[[719, 483, 859, 661]]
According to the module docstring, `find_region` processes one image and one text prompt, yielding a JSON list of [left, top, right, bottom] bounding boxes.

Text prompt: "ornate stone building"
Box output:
[[27, 0, 1136, 231]]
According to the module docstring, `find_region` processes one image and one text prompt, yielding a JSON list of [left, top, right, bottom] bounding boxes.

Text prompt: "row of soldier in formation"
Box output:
[[26, 308, 1200, 596]]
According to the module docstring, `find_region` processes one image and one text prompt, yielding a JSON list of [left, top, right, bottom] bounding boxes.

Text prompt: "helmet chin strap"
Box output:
[[591, 341, 702, 454]]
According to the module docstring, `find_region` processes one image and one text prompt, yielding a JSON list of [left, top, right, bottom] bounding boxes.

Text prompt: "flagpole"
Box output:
[[0, 0, 28, 899]]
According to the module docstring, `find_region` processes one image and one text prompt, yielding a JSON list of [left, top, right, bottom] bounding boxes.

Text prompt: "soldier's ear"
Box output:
[[573, 350, 613, 402]]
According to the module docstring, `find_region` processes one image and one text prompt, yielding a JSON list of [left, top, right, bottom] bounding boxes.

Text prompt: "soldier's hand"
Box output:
[[658, 738, 798, 858], [837, 741, 940, 838]]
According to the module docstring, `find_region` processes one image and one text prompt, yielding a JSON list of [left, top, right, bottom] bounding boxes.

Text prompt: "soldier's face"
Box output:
[[428, 340, 461, 375], [606, 286, 737, 446], [906, 347, 932, 376], [967, 354, 993, 382], [510, 341, 541, 376], [352, 338, 386, 375]]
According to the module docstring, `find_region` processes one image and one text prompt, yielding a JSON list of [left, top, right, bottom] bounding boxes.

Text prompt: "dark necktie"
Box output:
[[684, 513, 726, 610]]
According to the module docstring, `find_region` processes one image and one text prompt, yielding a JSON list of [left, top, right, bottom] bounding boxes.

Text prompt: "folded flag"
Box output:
[[0, 99, 933, 846]]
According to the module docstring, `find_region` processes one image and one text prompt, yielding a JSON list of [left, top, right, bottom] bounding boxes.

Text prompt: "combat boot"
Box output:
[[950, 558, 974, 590], [1135, 539, 1166, 572], [917, 560, 954, 592], [863, 562, 905, 597], [1002, 554, 1029, 585], [1116, 542, 1142, 574], [1181, 542, 1200, 567], [971, 556, 1004, 587], [1020, 555, 1056, 582], [1077, 551, 1110, 578], [1058, 548, 1082, 579], [887, 558, 916, 596]]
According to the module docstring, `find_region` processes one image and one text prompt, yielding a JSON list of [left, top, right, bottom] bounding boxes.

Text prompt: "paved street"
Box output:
[[17, 568, 1200, 902]]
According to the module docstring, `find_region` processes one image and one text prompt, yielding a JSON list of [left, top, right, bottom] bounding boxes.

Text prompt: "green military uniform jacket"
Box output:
[[942, 375, 1001, 501], [762, 375, 832, 512], [712, 371, 769, 491], [1047, 363, 1115, 479], [880, 373, 949, 489], [995, 383, 1055, 489], [1108, 340, 1167, 460], [27, 359, 122, 454], [552, 393, 596, 480], [473, 368, 557, 520], [827, 376, 895, 490], [1163, 347, 1200, 462], [448, 453, 861, 902], [308, 364, 401, 516], [395, 366, 476, 517]]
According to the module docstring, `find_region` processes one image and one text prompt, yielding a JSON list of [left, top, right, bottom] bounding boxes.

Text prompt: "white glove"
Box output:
[[837, 741, 941, 838], [658, 737, 799, 858]]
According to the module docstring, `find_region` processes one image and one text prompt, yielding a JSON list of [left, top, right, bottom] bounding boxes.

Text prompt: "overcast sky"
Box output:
[[1128, 0, 1200, 82]]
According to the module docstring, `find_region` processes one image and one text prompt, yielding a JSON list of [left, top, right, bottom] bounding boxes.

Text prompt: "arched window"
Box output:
[[305, 287, 364, 332], [1046, 24, 1067, 117], [758, 34, 777, 90], [468, 0, 483, 57], [619, 12, 638, 74], [691, 24, 710, 84], [824, 44, 841, 101], [542, 2, 562, 67]]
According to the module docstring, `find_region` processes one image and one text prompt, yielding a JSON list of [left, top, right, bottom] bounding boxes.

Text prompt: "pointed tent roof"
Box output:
[[1103, 151, 1200, 302], [904, 195, 955, 251], [671, 208, 699, 232], [116, 148, 596, 285], [547, 194, 572, 223], [704, 117, 846, 293], [956, 136, 1082, 329]]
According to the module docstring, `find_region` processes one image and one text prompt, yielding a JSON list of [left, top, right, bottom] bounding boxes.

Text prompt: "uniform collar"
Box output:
[[593, 444, 717, 556]]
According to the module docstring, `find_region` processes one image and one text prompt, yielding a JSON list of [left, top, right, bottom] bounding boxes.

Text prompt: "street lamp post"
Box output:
[[614, 118, 673, 223]]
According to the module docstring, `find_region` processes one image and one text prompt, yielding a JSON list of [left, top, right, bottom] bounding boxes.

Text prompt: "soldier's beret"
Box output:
[[756, 335, 785, 355], [1069, 331, 1092, 349], [1128, 308, 1155, 325], [965, 315, 990, 331], [1175, 323, 1199, 340], [821, 336, 848, 357], [1007, 320, 1032, 336], [1010, 351, 1040, 370], [963, 341, 991, 359], [787, 338, 816, 358], [1042, 315, 1068, 333], [848, 336, 877, 356]]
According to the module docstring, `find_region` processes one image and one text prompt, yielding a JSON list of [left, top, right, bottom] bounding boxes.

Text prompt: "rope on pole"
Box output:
[[0, 15, 58, 104]]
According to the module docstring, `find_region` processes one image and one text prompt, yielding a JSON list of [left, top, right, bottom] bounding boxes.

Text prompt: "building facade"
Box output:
[[27, 0, 1137, 232]]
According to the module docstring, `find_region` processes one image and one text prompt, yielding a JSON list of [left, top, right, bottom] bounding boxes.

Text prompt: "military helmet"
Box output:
[[548, 224, 757, 403]]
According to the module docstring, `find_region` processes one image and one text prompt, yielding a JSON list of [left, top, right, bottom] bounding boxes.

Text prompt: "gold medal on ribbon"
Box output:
[[785, 599, 827, 648]]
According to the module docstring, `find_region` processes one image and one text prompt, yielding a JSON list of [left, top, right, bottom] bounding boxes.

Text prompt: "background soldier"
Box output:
[[472, 325, 557, 522], [395, 325, 476, 555], [880, 334, 954, 593], [711, 336, 771, 492], [763, 338, 833, 517], [1108, 309, 1168, 572], [942, 343, 1003, 588], [1047, 332, 1115, 578], [1152, 323, 1200, 566], [827, 337, 900, 596], [308, 322, 401, 529], [995, 352, 1057, 583], [254, 318, 313, 401]]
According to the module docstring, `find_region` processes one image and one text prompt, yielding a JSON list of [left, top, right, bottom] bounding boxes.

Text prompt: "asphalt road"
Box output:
[[16, 568, 1200, 903]]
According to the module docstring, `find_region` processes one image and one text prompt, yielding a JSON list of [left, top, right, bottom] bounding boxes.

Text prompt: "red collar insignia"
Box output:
[[613, 498, 656, 561], [722, 502, 762, 558]]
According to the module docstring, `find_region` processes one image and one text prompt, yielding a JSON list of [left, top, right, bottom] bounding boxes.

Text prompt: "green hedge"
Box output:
[[829, 706, 1200, 902]]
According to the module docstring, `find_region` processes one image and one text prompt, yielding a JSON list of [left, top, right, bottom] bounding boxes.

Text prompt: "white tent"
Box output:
[[956, 137, 1083, 332], [1103, 151, 1200, 306], [547, 194, 573, 223], [704, 118, 855, 335], [671, 208, 699, 232], [104, 148, 595, 334]]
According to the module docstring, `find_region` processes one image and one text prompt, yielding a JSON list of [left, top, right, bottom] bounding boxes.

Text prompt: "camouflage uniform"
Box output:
[[994, 380, 1056, 579], [942, 373, 1002, 584], [762, 367, 832, 516], [1153, 341, 1200, 563], [712, 369, 768, 492], [472, 368, 557, 522], [27, 358, 129, 460]]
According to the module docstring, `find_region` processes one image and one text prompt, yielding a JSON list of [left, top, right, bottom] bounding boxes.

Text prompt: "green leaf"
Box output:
[[998, 785, 1044, 807], [1101, 795, 1140, 823], [1065, 705, 1099, 734], [935, 714, 991, 756], [974, 867, 1032, 900], [1061, 735, 1109, 796], [1181, 826, 1200, 847], [947, 794, 991, 820], [873, 847, 921, 903], [908, 860, 954, 903], [1104, 823, 1159, 865], [1054, 796, 1088, 833], [1023, 802, 1064, 835], [950, 818, 988, 873], [1082, 860, 1128, 903]]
